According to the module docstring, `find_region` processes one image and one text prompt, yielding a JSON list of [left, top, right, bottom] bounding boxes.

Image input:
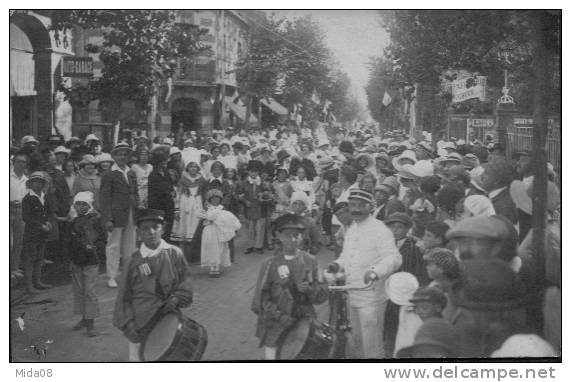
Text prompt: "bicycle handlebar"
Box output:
[[328, 280, 375, 292]]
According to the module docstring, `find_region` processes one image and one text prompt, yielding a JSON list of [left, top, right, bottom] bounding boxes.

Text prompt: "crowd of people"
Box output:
[[9, 121, 561, 359]]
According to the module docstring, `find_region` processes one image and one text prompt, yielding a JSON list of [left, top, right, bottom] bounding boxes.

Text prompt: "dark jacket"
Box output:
[[113, 245, 193, 343], [251, 250, 328, 347], [148, 170, 175, 222], [490, 188, 518, 225], [69, 212, 107, 267], [100, 167, 138, 227], [22, 192, 51, 242], [375, 197, 406, 221], [237, 179, 264, 220]]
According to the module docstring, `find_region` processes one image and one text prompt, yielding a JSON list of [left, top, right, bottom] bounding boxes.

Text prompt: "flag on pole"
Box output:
[[382, 91, 392, 107], [322, 100, 332, 114], [311, 90, 321, 105]]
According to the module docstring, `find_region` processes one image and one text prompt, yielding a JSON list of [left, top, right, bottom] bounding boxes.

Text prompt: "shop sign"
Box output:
[[451, 76, 487, 103], [62, 57, 93, 78]]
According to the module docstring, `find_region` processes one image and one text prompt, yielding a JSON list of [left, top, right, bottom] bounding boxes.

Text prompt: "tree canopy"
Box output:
[[49, 10, 208, 118], [369, 10, 561, 118]]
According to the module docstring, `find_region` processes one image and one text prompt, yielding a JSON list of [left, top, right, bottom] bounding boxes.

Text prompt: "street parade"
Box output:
[[9, 9, 561, 368]]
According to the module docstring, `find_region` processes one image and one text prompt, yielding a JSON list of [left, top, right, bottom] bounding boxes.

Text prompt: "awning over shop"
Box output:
[[225, 96, 258, 125], [260, 97, 288, 115]]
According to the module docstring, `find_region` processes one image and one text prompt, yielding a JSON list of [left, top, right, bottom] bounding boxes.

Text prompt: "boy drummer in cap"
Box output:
[[113, 209, 193, 362], [251, 214, 328, 360]]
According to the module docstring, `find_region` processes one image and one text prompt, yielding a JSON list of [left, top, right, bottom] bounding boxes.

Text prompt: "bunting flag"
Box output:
[[382, 91, 392, 107], [323, 99, 332, 114], [311, 90, 321, 105]]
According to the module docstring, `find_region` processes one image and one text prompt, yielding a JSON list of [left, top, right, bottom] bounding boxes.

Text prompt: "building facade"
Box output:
[[159, 10, 250, 136], [10, 10, 75, 144]]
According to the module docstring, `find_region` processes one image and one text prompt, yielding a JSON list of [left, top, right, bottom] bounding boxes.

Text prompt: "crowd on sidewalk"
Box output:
[[9, 120, 560, 359]]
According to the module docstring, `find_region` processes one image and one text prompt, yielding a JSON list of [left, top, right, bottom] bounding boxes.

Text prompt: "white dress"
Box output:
[[200, 205, 241, 268], [171, 185, 202, 242]]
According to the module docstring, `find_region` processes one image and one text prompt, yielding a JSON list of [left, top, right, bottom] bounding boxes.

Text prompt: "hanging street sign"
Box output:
[[62, 56, 93, 78]]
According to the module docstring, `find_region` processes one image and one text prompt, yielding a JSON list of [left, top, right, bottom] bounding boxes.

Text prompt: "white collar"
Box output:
[[29, 189, 45, 205], [140, 239, 170, 259], [488, 187, 507, 199], [210, 176, 223, 183], [11, 168, 26, 180]]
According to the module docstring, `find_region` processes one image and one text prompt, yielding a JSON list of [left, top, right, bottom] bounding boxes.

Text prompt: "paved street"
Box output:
[[10, 227, 335, 362]]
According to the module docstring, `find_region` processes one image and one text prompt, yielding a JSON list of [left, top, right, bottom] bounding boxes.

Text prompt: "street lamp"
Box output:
[[497, 47, 515, 104]]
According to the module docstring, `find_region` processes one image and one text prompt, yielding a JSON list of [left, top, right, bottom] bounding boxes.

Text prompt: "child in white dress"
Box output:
[[200, 189, 241, 277]]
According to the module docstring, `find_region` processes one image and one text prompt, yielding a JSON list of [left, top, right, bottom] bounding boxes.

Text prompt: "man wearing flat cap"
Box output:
[[325, 188, 402, 358]]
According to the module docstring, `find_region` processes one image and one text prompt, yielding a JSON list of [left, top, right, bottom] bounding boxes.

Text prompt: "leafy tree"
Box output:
[[377, 10, 561, 115], [49, 10, 208, 124]]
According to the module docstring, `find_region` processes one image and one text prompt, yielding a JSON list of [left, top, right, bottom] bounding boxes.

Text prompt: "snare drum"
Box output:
[[139, 312, 208, 362], [278, 318, 335, 360]]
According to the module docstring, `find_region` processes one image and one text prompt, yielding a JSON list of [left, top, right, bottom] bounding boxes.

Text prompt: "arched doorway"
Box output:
[[10, 13, 52, 144], [171, 97, 201, 133]]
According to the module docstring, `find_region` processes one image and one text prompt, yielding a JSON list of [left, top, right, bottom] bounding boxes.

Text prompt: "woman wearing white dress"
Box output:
[[131, 148, 153, 209], [171, 161, 205, 245]]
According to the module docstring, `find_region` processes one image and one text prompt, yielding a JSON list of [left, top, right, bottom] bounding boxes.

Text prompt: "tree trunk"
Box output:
[[531, 11, 554, 289]]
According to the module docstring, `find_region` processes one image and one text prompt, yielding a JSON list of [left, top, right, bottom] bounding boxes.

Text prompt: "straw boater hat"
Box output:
[[348, 189, 374, 204], [26, 171, 49, 186], [111, 141, 133, 155], [54, 146, 71, 156]]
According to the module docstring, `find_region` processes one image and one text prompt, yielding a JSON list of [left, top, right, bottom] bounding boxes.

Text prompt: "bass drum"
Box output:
[[140, 312, 208, 362], [278, 318, 336, 360]]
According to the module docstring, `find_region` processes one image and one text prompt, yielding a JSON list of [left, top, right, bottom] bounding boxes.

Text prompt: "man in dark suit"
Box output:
[[480, 158, 518, 225], [100, 142, 138, 288]]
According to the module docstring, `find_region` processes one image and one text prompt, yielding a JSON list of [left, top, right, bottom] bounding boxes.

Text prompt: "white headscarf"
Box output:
[[73, 191, 95, 214], [290, 191, 311, 211]]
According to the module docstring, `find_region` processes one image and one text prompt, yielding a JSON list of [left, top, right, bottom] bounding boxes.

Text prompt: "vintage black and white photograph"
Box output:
[[9, 8, 561, 368]]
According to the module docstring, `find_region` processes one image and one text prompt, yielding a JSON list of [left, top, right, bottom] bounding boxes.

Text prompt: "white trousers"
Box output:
[[349, 299, 388, 359], [106, 211, 136, 281]]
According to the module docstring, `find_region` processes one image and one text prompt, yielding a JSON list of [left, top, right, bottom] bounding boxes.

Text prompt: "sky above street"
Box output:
[[271, 10, 389, 110]]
